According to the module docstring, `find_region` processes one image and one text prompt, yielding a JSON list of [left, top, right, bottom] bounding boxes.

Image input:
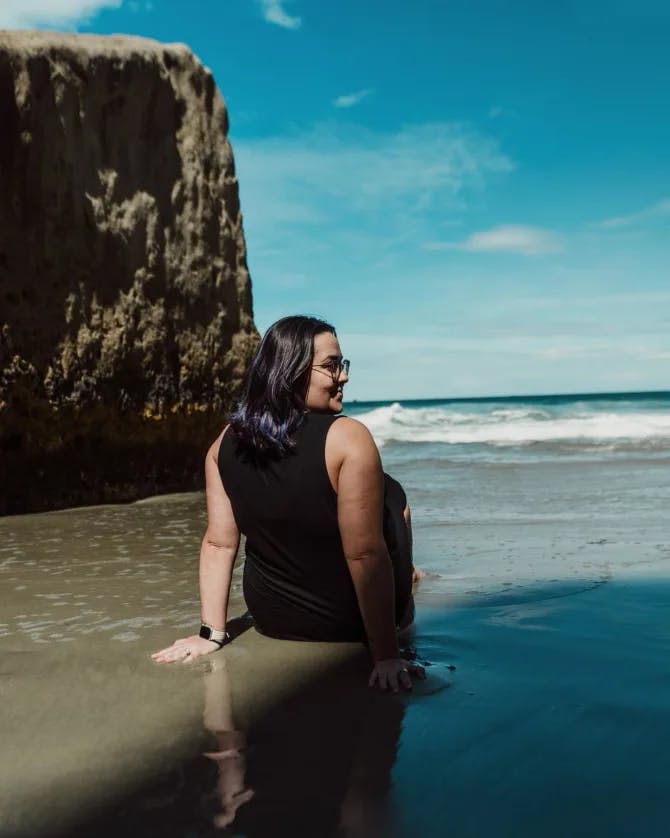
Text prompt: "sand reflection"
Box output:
[[202, 656, 255, 829], [199, 640, 411, 837]]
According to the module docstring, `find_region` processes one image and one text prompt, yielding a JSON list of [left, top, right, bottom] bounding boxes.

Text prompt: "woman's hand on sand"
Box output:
[[151, 634, 220, 664], [411, 565, 426, 587], [369, 658, 426, 692]]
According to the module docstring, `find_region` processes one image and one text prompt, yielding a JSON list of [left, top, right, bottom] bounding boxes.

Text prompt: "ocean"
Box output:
[[348, 389, 670, 462], [349, 390, 670, 600]]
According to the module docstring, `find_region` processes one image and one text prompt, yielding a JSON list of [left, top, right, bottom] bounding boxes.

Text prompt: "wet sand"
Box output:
[[1, 494, 669, 836]]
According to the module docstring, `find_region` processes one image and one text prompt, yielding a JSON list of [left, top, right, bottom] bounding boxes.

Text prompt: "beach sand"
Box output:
[[1, 495, 669, 836]]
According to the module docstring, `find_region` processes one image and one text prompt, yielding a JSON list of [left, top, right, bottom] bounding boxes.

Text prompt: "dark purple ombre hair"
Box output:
[[229, 315, 336, 455]]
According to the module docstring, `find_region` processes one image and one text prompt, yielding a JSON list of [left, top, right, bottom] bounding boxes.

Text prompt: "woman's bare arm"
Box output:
[[330, 419, 399, 658], [329, 418, 425, 690], [200, 430, 241, 630], [152, 429, 239, 664]]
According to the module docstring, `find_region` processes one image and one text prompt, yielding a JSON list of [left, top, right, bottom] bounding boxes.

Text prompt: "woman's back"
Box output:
[[154, 316, 423, 693], [218, 412, 366, 641]]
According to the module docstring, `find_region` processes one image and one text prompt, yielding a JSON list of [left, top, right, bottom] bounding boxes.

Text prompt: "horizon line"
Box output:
[[345, 388, 670, 405]]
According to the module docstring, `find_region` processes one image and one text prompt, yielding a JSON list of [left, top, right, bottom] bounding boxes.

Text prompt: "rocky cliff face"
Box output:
[[0, 31, 258, 514]]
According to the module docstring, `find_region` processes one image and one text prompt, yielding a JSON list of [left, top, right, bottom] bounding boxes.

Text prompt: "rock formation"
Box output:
[[0, 31, 258, 514]]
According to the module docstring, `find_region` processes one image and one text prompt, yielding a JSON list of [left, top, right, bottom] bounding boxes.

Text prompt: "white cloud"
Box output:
[[343, 333, 670, 366], [536, 342, 670, 362], [425, 224, 562, 255], [259, 0, 301, 29], [627, 346, 670, 361], [333, 88, 373, 109], [0, 0, 121, 28], [597, 198, 670, 229], [234, 122, 514, 245], [535, 345, 603, 360]]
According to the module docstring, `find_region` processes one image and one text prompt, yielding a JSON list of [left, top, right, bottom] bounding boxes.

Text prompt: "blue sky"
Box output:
[[3, 0, 669, 399]]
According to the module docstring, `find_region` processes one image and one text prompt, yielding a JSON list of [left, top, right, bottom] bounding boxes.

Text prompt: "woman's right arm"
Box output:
[[152, 429, 240, 664], [199, 431, 241, 632], [331, 419, 423, 691]]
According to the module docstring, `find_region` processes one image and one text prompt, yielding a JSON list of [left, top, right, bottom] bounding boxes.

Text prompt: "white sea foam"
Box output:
[[353, 402, 670, 448]]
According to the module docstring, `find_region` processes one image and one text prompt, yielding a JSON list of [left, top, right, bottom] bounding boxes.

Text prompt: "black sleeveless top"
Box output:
[[218, 412, 366, 641]]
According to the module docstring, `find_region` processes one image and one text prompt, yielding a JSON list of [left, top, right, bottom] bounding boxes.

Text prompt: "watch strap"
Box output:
[[199, 623, 228, 644]]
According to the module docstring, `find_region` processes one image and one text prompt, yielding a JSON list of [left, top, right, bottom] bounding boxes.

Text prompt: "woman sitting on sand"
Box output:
[[153, 315, 425, 692]]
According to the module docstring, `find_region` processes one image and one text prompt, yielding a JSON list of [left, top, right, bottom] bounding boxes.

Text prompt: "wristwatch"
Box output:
[[199, 623, 230, 646]]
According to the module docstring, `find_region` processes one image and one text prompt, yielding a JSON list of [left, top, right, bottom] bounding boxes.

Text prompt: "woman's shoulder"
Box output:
[[329, 414, 368, 432], [207, 424, 232, 464], [326, 415, 377, 452]]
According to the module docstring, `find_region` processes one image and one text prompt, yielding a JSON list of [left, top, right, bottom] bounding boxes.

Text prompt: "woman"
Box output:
[[152, 316, 425, 692]]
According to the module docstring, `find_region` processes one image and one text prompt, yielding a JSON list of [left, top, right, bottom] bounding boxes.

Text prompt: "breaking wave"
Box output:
[[353, 401, 670, 451]]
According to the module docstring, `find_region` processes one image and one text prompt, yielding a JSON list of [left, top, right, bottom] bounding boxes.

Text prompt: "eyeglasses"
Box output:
[[312, 358, 350, 379]]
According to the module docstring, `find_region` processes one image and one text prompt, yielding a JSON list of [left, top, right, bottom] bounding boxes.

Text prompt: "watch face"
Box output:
[[199, 625, 211, 640]]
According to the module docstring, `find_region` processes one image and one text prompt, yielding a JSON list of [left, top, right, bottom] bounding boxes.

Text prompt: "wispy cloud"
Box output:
[[128, 0, 152, 12], [535, 345, 604, 360], [596, 198, 670, 229], [536, 342, 670, 362], [235, 122, 514, 246], [424, 224, 562, 255], [0, 0, 121, 28], [333, 88, 373, 109], [259, 0, 301, 30], [626, 345, 670, 361]]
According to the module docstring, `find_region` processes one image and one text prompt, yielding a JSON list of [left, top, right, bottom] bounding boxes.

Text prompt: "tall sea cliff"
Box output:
[[0, 31, 258, 514]]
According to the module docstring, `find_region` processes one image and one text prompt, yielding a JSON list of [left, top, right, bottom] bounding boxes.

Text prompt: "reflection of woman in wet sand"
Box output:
[[153, 316, 425, 691], [200, 648, 407, 836], [201, 657, 254, 829]]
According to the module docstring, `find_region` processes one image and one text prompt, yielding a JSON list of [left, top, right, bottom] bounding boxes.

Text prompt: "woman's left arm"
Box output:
[[152, 431, 240, 664]]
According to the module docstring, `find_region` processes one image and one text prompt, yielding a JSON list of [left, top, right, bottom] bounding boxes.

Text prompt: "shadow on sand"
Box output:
[[17, 577, 670, 838], [52, 657, 408, 837]]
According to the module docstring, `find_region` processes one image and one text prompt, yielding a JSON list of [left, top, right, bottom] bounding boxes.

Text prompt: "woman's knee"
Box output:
[[383, 473, 407, 512]]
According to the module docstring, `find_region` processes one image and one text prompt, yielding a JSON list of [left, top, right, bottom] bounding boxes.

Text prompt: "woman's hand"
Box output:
[[411, 565, 426, 587], [369, 658, 426, 692], [151, 634, 221, 664]]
